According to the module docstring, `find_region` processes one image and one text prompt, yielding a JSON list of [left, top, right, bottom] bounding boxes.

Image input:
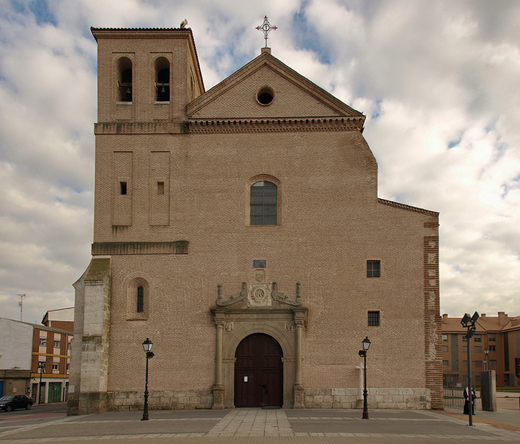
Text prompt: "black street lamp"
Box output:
[[358, 336, 371, 419], [461, 312, 479, 426], [38, 361, 45, 405], [141, 338, 154, 421]]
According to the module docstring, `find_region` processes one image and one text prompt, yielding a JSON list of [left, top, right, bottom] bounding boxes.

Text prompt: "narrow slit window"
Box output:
[[137, 286, 144, 313], [120, 181, 127, 195], [367, 260, 380, 278], [157, 181, 165, 195]]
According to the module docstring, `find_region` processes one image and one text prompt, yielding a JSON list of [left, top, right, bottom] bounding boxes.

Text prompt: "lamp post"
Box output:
[[461, 312, 479, 426], [358, 336, 371, 419], [38, 361, 45, 405], [142, 338, 154, 421]]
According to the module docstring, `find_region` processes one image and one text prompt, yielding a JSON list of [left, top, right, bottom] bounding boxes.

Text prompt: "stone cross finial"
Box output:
[[256, 16, 277, 48]]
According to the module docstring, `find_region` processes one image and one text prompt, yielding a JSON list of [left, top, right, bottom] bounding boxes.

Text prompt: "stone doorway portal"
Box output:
[[234, 333, 283, 407], [210, 281, 307, 409]]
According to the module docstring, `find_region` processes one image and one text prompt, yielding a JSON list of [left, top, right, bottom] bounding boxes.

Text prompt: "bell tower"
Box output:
[[92, 27, 204, 124], [68, 28, 204, 416], [90, 28, 204, 244]]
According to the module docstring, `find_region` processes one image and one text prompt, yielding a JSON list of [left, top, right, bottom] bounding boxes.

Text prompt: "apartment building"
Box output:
[[42, 307, 74, 333], [441, 312, 520, 387], [0, 318, 73, 402]]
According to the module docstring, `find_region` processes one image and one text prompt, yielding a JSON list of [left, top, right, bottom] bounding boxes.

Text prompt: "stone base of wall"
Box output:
[[67, 391, 109, 415], [304, 388, 431, 409], [107, 389, 213, 411], [70, 387, 431, 414]]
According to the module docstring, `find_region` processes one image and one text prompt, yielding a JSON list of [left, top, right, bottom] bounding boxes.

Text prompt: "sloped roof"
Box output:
[[501, 316, 520, 332], [0, 317, 73, 335], [187, 50, 364, 126]]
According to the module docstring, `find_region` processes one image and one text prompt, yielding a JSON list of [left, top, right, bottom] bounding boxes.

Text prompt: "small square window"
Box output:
[[39, 338, 47, 347], [443, 360, 449, 367], [474, 335, 482, 343], [368, 311, 380, 326], [489, 345, 496, 352], [367, 261, 380, 278], [442, 334, 448, 342], [54, 340, 60, 349], [489, 334, 496, 342], [52, 363, 59, 371], [474, 346, 482, 353], [442, 346, 449, 352]]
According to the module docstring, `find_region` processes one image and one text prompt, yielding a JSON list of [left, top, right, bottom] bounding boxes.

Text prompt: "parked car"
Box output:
[[0, 395, 34, 411]]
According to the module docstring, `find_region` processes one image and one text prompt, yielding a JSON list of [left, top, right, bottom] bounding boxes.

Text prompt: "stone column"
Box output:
[[212, 311, 225, 409], [293, 310, 305, 409]]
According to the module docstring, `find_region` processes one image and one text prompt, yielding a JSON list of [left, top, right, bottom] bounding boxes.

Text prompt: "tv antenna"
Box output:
[[17, 294, 26, 321]]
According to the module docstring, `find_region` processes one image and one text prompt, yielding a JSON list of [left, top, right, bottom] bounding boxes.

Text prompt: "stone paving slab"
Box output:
[[0, 408, 518, 444]]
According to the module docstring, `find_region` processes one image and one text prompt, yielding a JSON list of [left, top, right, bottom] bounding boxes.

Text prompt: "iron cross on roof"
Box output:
[[256, 16, 277, 48]]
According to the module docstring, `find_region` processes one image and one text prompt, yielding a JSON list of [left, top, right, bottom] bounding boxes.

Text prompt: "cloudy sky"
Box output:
[[0, 0, 519, 324]]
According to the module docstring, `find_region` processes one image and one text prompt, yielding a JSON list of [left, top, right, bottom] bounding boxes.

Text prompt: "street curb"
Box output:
[[436, 409, 520, 432]]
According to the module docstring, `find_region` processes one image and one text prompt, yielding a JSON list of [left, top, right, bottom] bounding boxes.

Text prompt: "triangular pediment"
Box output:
[[187, 51, 364, 122]]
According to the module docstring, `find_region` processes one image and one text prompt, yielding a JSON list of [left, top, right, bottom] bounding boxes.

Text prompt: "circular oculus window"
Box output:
[[256, 87, 274, 105]]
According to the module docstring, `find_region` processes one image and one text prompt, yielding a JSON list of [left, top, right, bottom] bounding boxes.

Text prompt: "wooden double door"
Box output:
[[234, 333, 283, 408]]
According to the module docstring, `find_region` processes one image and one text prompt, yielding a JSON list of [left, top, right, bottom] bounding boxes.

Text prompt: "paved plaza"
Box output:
[[0, 404, 519, 444]]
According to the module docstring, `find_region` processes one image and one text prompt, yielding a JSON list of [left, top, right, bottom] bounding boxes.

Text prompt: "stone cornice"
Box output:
[[91, 27, 192, 40], [94, 117, 364, 135], [92, 241, 188, 255], [94, 122, 187, 135], [378, 198, 439, 217], [189, 117, 364, 134]]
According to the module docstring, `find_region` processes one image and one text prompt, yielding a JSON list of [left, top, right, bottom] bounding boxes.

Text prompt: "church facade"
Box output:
[[67, 27, 442, 415]]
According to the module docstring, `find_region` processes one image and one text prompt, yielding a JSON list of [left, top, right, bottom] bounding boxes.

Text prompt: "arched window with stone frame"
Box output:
[[125, 276, 151, 320]]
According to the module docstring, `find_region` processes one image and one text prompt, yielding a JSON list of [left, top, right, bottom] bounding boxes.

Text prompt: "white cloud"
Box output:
[[0, 0, 519, 322]]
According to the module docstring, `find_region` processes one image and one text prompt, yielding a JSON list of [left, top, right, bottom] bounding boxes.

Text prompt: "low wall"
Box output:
[[304, 388, 431, 409], [107, 389, 213, 411]]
